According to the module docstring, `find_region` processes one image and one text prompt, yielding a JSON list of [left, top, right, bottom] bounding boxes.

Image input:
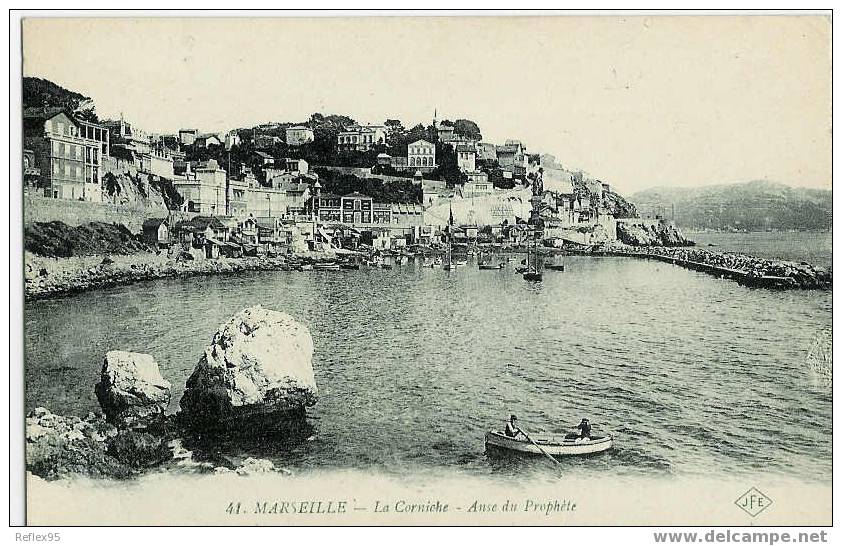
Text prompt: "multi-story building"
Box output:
[[437, 125, 456, 143], [476, 142, 497, 161], [139, 147, 175, 179], [254, 134, 280, 150], [178, 129, 198, 146], [173, 159, 227, 213], [496, 140, 528, 175], [23, 108, 105, 201], [102, 118, 149, 156], [285, 125, 314, 146], [317, 192, 423, 228], [78, 119, 110, 157], [224, 130, 241, 150], [284, 158, 309, 175], [456, 144, 476, 173], [337, 125, 387, 152], [194, 134, 223, 148], [407, 139, 436, 172], [463, 171, 492, 197]]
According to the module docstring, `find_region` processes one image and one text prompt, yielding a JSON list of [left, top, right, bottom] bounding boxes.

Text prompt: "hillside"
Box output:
[[23, 76, 98, 121], [631, 180, 832, 231]]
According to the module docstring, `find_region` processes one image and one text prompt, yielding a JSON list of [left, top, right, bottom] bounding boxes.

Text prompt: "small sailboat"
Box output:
[[442, 204, 457, 271], [522, 236, 542, 282]]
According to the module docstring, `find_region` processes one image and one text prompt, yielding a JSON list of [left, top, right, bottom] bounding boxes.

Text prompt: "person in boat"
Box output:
[[575, 418, 592, 439], [504, 415, 524, 438]]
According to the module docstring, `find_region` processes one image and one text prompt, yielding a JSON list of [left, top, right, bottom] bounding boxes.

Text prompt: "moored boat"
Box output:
[[545, 264, 565, 271], [523, 271, 543, 282], [485, 431, 613, 456]]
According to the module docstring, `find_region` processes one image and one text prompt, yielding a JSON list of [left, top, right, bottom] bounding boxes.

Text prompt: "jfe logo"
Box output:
[[735, 487, 773, 517]]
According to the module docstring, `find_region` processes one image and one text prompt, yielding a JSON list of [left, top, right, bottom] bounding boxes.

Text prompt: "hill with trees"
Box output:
[[23, 76, 99, 122], [631, 180, 831, 231]]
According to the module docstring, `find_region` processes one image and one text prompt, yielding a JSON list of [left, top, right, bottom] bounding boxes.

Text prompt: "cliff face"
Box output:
[[616, 221, 694, 247], [102, 171, 170, 211]]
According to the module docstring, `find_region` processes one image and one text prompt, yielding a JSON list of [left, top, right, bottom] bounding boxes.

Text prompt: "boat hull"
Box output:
[[485, 431, 612, 456]]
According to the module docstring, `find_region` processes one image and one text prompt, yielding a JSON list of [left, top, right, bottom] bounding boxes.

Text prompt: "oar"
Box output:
[[519, 428, 561, 466]]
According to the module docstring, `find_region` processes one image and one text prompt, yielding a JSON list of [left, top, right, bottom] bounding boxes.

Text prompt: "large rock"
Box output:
[[179, 305, 318, 431], [95, 351, 172, 429]]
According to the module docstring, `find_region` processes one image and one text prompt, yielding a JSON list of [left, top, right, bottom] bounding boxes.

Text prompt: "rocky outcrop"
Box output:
[[179, 306, 318, 431], [95, 351, 171, 430], [616, 220, 693, 247], [106, 430, 172, 467], [26, 407, 128, 480]]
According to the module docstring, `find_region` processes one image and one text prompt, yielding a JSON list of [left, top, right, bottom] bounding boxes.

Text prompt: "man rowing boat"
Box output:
[[504, 414, 524, 438]]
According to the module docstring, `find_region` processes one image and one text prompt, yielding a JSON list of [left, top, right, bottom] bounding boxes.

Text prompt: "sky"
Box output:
[[22, 15, 831, 194]]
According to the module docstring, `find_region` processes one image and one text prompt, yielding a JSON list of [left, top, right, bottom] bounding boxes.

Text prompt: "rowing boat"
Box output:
[[485, 430, 613, 456]]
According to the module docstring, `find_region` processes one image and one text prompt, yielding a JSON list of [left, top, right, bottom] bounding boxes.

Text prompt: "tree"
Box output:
[[453, 119, 482, 141], [385, 119, 404, 133], [432, 142, 467, 187]]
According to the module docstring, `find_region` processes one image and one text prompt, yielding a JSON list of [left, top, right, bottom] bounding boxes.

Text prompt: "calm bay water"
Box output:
[[24, 253, 832, 483]]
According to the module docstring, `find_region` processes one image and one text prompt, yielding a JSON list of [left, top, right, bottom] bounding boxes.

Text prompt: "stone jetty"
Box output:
[[590, 244, 832, 290]]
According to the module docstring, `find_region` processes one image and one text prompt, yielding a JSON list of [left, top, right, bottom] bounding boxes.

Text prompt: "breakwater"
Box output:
[[587, 245, 831, 289]]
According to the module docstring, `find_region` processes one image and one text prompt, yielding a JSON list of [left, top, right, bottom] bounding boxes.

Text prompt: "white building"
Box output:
[[337, 125, 387, 151], [284, 158, 309, 175], [286, 125, 314, 146], [139, 149, 174, 179], [456, 144, 476, 173], [224, 131, 241, 150], [464, 171, 492, 197], [173, 159, 227, 214], [408, 139, 436, 172]]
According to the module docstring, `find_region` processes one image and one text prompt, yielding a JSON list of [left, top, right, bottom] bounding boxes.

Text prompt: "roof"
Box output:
[[254, 151, 274, 159], [456, 144, 476, 153], [277, 181, 309, 193], [496, 145, 520, 154], [23, 106, 71, 122], [344, 191, 371, 199], [142, 218, 168, 229], [287, 125, 311, 130], [255, 218, 277, 230], [409, 139, 433, 147], [189, 216, 226, 231]]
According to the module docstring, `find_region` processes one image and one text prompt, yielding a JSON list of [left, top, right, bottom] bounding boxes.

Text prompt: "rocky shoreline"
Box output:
[[24, 251, 337, 301], [24, 240, 831, 301], [27, 306, 317, 481]]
